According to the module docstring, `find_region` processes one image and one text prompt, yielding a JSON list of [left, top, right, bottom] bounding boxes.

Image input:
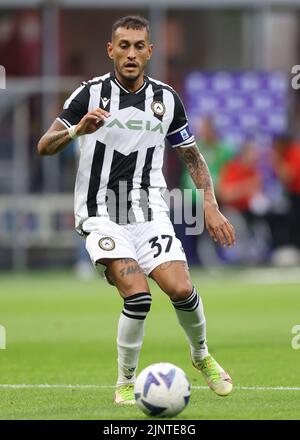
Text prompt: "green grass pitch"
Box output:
[[0, 268, 300, 420]]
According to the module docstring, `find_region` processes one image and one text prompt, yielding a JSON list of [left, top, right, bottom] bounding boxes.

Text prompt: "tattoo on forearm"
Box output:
[[39, 130, 71, 155], [177, 145, 217, 204], [47, 130, 71, 154]]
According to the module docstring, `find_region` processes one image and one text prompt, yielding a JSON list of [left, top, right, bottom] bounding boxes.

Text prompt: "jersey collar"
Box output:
[[110, 72, 149, 94]]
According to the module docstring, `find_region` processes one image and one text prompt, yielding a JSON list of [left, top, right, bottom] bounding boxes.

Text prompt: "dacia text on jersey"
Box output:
[[106, 118, 163, 133]]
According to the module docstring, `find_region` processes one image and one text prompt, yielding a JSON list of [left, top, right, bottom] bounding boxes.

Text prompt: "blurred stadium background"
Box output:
[[1, 0, 300, 272], [1, 0, 300, 421]]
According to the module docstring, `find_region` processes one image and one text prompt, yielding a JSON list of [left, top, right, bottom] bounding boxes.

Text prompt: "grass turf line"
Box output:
[[0, 269, 299, 420]]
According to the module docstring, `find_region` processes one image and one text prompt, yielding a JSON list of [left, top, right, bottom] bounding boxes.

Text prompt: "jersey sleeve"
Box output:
[[57, 82, 90, 128], [166, 90, 195, 148]]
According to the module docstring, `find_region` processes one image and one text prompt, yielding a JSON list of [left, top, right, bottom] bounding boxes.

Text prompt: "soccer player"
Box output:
[[37, 16, 236, 404]]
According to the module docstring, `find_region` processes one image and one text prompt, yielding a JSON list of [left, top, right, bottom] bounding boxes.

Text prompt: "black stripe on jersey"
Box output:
[[87, 141, 106, 217], [99, 77, 112, 112], [106, 150, 138, 224], [167, 91, 188, 134], [119, 88, 146, 112], [140, 146, 155, 221], [148, 80, 164, 121], [59, 78, 106, 127], [59, 85, 90, 126]]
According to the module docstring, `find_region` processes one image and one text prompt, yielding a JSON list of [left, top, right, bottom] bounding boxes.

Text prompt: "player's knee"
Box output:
[[164, 281, 193, 302], [122, 292, 152, 320], [120, 278, 149, 296]]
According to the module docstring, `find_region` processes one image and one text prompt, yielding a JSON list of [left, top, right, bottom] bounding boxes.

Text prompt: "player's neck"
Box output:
[[114, 71, 145, 93]]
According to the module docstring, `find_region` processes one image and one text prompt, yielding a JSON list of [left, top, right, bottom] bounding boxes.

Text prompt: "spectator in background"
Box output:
[[217, 140, 271, 264], [218, 141, 262, 212], [181, 116, 234, 201], [272, 135, 300, 256]]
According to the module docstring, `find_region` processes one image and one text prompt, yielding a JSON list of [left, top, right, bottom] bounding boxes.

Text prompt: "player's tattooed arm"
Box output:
[[176, 144, 236, 247], [176, 144, 218, 207], [37, 108, 110, 155], [37, 120, 72, 155]]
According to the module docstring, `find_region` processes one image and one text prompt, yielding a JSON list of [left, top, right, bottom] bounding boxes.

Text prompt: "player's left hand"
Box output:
[[205, 203, 236, 247]]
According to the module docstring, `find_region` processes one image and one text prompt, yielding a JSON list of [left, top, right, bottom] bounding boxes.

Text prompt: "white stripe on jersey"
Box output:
[[88, 73, 110, 112], [109, 81, 122, 114]]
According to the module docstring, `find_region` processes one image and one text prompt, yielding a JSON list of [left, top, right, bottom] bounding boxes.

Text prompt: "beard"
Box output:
[[121, 72, 140, 82], [115, 62, 145, 84], [119, 69, 140, 83]]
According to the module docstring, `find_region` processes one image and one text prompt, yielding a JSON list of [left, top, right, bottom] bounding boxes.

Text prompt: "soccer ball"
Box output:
[[134, 362, 191, 417]]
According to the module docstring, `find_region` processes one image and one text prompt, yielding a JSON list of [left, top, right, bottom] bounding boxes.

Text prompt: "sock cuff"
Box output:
[[172, 287, 199, 311], [122, 292, 152, 320], [124, 292, 151, 303]]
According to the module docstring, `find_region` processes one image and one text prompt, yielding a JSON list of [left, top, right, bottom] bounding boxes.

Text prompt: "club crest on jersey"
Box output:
[[151, 101, 166, 116], [98, 237, 115, 251]]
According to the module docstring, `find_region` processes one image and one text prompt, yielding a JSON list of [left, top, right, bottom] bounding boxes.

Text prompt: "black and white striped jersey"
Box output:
[[57, 72, 195, 233]]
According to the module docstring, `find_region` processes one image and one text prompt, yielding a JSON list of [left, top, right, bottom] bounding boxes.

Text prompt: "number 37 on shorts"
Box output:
[[84, 215, 187, 276], [149, 235, 173, 258]]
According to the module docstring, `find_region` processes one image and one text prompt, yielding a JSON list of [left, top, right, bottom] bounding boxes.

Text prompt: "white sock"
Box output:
[[172, 287, 209, 363], [116, 292, 152, 386]]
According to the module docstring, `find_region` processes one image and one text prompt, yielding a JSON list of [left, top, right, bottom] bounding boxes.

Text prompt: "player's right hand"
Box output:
[[205, 204, 236, 247], [75, 108, 110, 136]]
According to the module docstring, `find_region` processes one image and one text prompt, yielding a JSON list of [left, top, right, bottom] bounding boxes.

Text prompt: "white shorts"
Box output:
[[83, 214, 187, 276]]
